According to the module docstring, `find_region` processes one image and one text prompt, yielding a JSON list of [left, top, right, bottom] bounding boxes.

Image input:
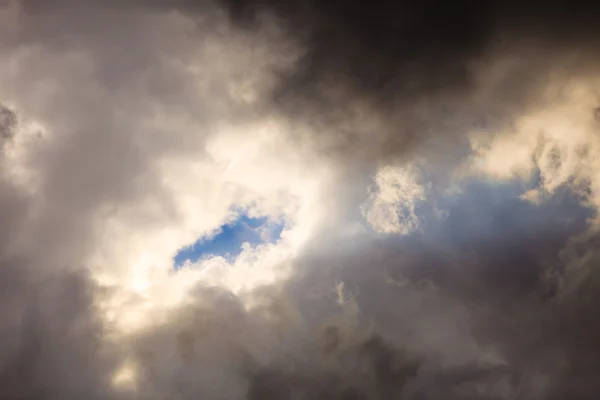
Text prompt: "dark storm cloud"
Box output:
[[211, 0, 600, 166], [222, 0, 493, 96], [216, 0, 600, 99]]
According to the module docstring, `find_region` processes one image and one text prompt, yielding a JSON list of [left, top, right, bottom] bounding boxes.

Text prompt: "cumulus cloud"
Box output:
[[2, 0, 600, 399], [362, 165, 427, 235]]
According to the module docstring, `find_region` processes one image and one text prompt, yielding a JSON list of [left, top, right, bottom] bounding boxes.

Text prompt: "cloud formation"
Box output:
[[2, 0, 600, 399]]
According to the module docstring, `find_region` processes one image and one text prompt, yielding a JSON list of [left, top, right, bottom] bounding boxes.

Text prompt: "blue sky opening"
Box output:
[[173, 214, 285, 268]]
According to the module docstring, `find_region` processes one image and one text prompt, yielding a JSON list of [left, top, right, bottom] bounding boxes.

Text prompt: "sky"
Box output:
[[3, 1, 600, 399], [173, 213, 285, 267]]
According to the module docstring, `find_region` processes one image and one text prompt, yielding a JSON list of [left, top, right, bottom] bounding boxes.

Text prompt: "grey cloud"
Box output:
[[211, 0, 600, 172], [267, 178, 597, 398], [0, 261, 120, 400], [0, 103, 16, 144]]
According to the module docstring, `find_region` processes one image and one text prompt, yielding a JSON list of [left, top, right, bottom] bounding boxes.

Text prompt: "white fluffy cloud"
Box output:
[[467, 75, 600, 208], [361, 165, 427, 235]]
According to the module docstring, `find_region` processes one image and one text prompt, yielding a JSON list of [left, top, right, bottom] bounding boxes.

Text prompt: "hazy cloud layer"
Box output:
[[2, 1, 600, 399]]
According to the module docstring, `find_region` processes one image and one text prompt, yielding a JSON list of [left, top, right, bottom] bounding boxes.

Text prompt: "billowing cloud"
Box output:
[[2, 1, 600, 399], [362, 164, 427, 235]]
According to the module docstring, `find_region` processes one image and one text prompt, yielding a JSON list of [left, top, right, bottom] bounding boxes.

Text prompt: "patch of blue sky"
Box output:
[[391, 176, 595, 247], [173, 213, 285, 268]]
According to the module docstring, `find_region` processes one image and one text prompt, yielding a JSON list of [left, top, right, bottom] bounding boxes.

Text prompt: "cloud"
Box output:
[[467, 77, 600, 211], [214, 1, 600, 170], [362, 164, 427, 235], [0, 103, 16, 144], [2, 1, 600, 399]]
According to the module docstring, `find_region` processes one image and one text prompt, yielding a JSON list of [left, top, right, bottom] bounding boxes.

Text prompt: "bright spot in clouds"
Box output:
[[362, 165, 427, 235]]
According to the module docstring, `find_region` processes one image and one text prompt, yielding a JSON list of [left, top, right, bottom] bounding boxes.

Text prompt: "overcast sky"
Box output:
[[2, 1, 600, 399]]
